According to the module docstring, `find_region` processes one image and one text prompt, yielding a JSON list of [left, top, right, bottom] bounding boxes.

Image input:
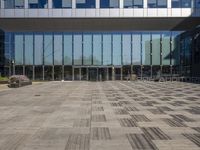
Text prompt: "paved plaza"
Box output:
[[0, 81, 200, 150]]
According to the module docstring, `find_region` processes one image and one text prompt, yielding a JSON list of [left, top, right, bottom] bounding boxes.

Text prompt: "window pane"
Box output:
[[122, 34, 131, 65], [172, 0, 181, 8], [100, 0, 119, 8], [152, 33, 161, 65], [142, 34, 151, 65], [182, 0, 191, 8], [195, 0, 200, 8], [162, 33, 170, 65], [44, 34, 53, 65], [34, 34, 43, 65], [103, 34, 111, 65], [24, 34, 33, 65], [124, 0, 133, 8], [148, 0, 156, 8], [171, 32, 180, 65], [74, 34, 82, 65], [29, 0, 48, 8], [5, 0, 24, 8], [132, 34, 141, 65], [54, 34, 63, 65], [134, 0, 143, 8], [76, 0, 95, 8], [83, 34, 92, 65], [53, 0, 72, 8], [15, 0, 24, 8], [64, 34, 72, 65], [15, 34, 23, 65], [113, 34, 121, 65], [93, 34, 102, 65], [157, 0, 167, 8]]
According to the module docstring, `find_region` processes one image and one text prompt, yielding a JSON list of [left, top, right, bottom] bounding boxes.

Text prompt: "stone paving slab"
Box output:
[[0, 81, 199, 150]]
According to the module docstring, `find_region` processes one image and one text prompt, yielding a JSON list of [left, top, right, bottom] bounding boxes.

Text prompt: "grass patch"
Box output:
[[0, 76, 8, 81]]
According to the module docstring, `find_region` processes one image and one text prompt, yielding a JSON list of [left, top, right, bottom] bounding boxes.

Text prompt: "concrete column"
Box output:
[[42, 66, 45, 81], [52, 66, 54, 81], [121, 67, 123, 80], [168, 0, 172, 8], [106, 68, 109, 80], [120, 0, 124, 8], [79, 68, 81, 81], [86, 68, 89, 81], [72, 67, 74, 81], [62, 65, 64, 80], [72, 0, 76, 8], [33, 66, 35, 80], [112, 67, 115, 81], [24, 0, 28, 9], [96, 0, 100, 8], [143, 0, 148, 8], [48, 0, 52, 8]]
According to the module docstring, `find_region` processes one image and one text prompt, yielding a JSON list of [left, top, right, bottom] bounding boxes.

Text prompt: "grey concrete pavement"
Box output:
[[0, 81, 200, 150]]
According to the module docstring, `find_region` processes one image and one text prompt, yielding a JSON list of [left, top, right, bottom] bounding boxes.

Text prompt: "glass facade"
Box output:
[[172, 0, 191, 8], [1, 31, 193, 80], [148, 0, 167, 8], [76, 0, 95, 8], [124, 0, 143, 8], [4, 0, 24, 9], [28, 0, 48, 8], [100, 0, 120, 8], [53, 0, 72, 8]]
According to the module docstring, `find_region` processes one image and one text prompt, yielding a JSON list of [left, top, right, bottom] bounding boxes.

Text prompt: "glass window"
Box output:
[[148, 0, 157, 8], [34, 34, 43, 65], [122, 34, 131, 65], [53, 0, 72, 8], [148, 0, 167, 8], [103, 34, 111, 65], [44, 34, 53, 65], [124, 0, 143, 8], [28, 0, 48, 8], [195, 0, 200, 8], [100, 0, 119, 8], [132, 34, 141, 65], [74, 34, 82, 65], [64, 34, 72, 65], [113, 34, 122, 66], [15, 34, 24, 65], [162, 32, 171, 65], [93, 34, 102, 65], [152, 33, 161, 65], [171, 32, 180, 65], [172, 0, 181, 8], [76, 0, 95, 8], [54, 34, 63, 65], [142, 34, 151, 65], [83, 34, 92, 65], [4, 0, 24, 9], [182, 0, 191, 8], [24, 34, 33, 65], [157, 0, 167, 8]]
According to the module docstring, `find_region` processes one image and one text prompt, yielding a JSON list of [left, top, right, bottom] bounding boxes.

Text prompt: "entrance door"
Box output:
[[89, 68, 98, 81]]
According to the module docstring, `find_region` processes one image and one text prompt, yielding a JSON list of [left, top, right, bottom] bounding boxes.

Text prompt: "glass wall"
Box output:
[[124, 0, 143, 8], [28, 0, 48, 8], [76, 0, 95, 8], [172, 0, 191, 8], [100, 0, 119, 8], [53, 0, 72, 8], [3, 31, 185, 80], [148, 0, 167, 8], [4, 0, 24, 9]]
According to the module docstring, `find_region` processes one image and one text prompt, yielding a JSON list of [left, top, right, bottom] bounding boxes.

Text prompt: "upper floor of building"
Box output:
[[0, 0, 200, 18]]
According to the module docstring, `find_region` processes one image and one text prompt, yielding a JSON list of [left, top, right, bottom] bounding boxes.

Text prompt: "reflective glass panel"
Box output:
[[157, 0, 167, 8], [100, 0, 119, 8], [162, 32, 170, 65], [54, 34, 63, 65], [44, 34, 53, 65], [142, 34, 151, 65], [15, 34, 23, 65], [34, 34, 43, 65], [132, 34, 141, 65], [172, 0, 181, 8], [171, 32, 180, 65], [53, 0, 72, 8], [4, 0, 24, 8], [93, 34, 102, 65], [24, 34, 33, 65], [182, 0, 191, 8], [103, 34, 111, 65], [74, 34, 82, 65], [148, 0, 157, 8], [28, 0, 48, 8], [64, 34, 72, 65], [83, 34, 92, 65], [122, 34, 131, 65], [113, 34, 122, 65], [76, 0, 95, 8], [152, 33, 161, 65], [195, 0, 200, 8]]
